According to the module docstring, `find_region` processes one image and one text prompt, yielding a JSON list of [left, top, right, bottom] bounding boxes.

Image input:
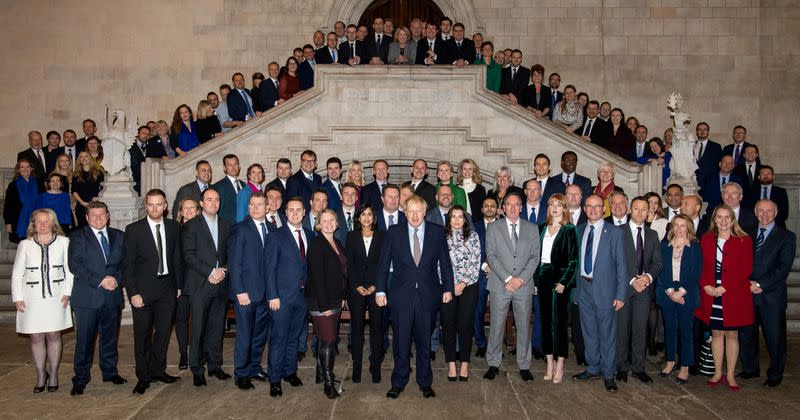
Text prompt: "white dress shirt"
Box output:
[[147, 217, 169, 275]]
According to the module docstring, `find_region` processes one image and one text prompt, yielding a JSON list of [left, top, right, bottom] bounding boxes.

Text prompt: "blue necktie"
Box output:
[[242, 90, 254, 117], [388, 214, 395, 226], [99, 231, 110, 262], [755, 228, 765, 255], [529, 207, 536, 224], [260, 222, 267, 246], [584, 225, 595, 275]]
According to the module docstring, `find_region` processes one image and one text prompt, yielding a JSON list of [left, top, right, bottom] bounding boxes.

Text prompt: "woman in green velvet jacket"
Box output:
[[473, 41, 502, 93], [435, 160, 467, 209], [534, 193, 578, 385]]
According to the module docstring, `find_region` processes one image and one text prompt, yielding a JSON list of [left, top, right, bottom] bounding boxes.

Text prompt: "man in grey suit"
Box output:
[[483, 192, 540, 382], [615, 196, 662, 384], [573, 194, 628, 392]]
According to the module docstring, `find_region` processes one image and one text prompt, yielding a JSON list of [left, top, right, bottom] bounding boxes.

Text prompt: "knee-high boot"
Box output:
[[320, 342, 340, 399]]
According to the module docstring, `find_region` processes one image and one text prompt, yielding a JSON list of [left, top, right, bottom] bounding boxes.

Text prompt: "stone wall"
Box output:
[[1, 0, 798, 172]]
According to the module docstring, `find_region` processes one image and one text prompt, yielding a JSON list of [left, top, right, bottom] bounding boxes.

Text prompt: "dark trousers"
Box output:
[[441, 283, 479, 363], [616, 287, 651, 373], [72, 305, 121, 386], [188, 289, 227, 374], [132, 293, 177, 382], [348, 291, 384, 372], [739, 302, 787, 381], [391, 294, 435, 388], [539, 288, 572, 358], [174, 294, 190, 357], [232, 299, 270, 379], [571, 302, 585, 362], [268, 294, 307, 383], [662, 302, 694, 365], [473, 275, 489, 349]]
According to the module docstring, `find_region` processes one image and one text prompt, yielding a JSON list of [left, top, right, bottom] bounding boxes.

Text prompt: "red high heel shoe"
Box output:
[[728, 380, 740, 392], [706, 376, 727, 388]]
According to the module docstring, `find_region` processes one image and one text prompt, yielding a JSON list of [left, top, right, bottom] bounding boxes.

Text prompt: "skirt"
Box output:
[[16, 300, 73, 334]]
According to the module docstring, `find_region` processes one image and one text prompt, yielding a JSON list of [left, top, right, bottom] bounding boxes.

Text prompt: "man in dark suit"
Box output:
[[321, 157, 343, 212], [339, 24, 368, 65], [302, 189, 327, 236], [663, 184, 684, 222], [533, 153, 566, 206], [265, 185, 287, 228], [721, 125, 753, 166], [616, 196, 663, 384], [578, 101, 612, 149], [376, 195, 454, 399], [409, 159, 437, 210], [314, 32, 340, 64], [738, 199, 796, 387], [285, 150, 322, 212], [365, 17, 392, 63], [558, 151, 592, 203], [266, 158, 292, 203], [632, 125, 655, 163], [573, 195, 628, 392], [68, 201, 127, 396], [694, 122, 723, 182], [213, 154, 246, 223], [748, 166, 789, 227], [473, 196, 498, 358], [182, 188, 232, 386], [267, 197, 313, 397], [499, 50, 530, 100], [447, 23, 475, 65], [227, 72, 256, 122], [229, 191, 275, 390], [733, 144, 761, 198], [123, 189, 184, 394], [416, 22, 450, 65], [547, 73, 563, 121], [424, 184, 473, 228], [129, 126, 151, 195], [605, 191, 630, 227], [361, 159, 389, 210], [679, 195, 708, 237], [61, 129, 82, 168], [335, 183, 358, 246], [565, 184, 587, 364], [256, 63, 282, 113], [297, 45, 316, 90], [717, 182, 757, 231], [172, 160, 212, 220], [521, 178, 546, 224], [699, 155, 742, 210], [377, 184, 406, 231], [17, 130, 47, 178], [566, 184, 588, 226]]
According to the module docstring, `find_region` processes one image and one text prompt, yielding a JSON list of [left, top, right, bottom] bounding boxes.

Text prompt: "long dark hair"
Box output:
[[354, 203, 378, 231], [445, 205, 471, 239]]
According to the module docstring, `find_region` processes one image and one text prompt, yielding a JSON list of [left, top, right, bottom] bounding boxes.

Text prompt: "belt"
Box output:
[[581, 276, 593, 283], [156, 274, 170, 279]]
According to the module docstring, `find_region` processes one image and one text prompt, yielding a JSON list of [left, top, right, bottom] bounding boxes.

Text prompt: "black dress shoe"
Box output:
[[616, 371, 628, 383], [283, 373, 303, 387], [179, 353, 188, 370], [236, 377, 255, 390], [297, 352, 305, 362], [604, 378, 618, 392], [420, 386, 436, 398], [47, 383, 59, 392], [269, 382, 282, 397], [208, 369, 232, 380], [132, 380, 149, 395], [447, 375, 457, 382], [475, 347, 486, 358], [764, 378, 782, 387], [458, 375, 469, 382], [483, 366, 499, 380], [193, 373, 207, 387], [386, 386, 403, 399], [429, 351, 436, 361], [632, 371, 653, 383], [34, 373, 48, 394], [103, 374, 128, 385], [576, 357, 587, 366], [152, 374, 179, 384], [674, 377, 689, 385], [573, 370, 600, 381], [736, 371, 760, 380], [369, 364, 381, 384], [251, 370, 269, 382], [520, 370, 534, 382], [70, 384, 85, 396], [532, 348, 545, 360]]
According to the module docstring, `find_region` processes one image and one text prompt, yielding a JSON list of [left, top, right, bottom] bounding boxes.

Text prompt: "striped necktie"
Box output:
[[755, 228, 766, 255]]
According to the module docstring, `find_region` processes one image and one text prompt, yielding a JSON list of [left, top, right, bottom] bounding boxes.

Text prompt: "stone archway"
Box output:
[[321, 0, 484, 34]]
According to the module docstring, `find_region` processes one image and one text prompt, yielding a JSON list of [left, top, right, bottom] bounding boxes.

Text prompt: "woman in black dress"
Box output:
[[71, 151, 104, 228], [458, 158, 486, 222], [194, 99, 221, 144]]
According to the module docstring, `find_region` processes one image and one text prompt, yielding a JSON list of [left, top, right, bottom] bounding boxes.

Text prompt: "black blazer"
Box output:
[[338, 40, 368, 64], [518, 84, 552, 113], [256, 78, 280, 112], [365, 32, 392, 63], [722, 141, 754, 166], [578, 117, 612, 149], [416, 37, 450, 65], [314, 47, 336, 64], [620, 222, 663, 299], [499, 66, 531, 98], [447, 38, 475, 63], [732, 161, 761, 194], [535, 224, 578, 289], [122, 218, 183, 301], [172, 180, 203, 220], [196, 117, 221, 144], [17, 148, 47, 178], [696, 140, 723, 182], [266, 176, 287, 202], [146, 136, 168, 158], [305, 235, 347, 312], [68, 225, 125, 309], [412, 180, 437, 210], [361, 181, 383, 210], [746, 224, 796, 308], [181, 215, 231, 296], [465, 183, 487, 222], [747, 185, 789, 226], [346, 229, 384, 291]]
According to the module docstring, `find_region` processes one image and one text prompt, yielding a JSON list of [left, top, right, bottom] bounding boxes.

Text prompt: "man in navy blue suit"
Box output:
[[212, 154, 246, 223], [557, 151, 592, 203], [286, 150, 322, 211], [521, 178, 546, 224], [266, 197, 313, 397], [722, 125, 754, 166], [473, 196, 498, 358], [256, 63, 283, 113], [573, 195, 628, 392], [699, 155, 742, 210], [229, 191, 276, 390], [339, 24, 368, 65], [362, 159, 389, 210], [376, 184, 405, 231], [694, 122, 723, 182], [752, 166, 789, 227], [314, 32, 340, 64], [68, 201, 127, 396], [365, 17, 392, 63], [297, 45, 316, 91], [532, 154, 566, 207], [321, 157, 343, 212], [227, 72, 256, 122], [376, 195, 454, 399]]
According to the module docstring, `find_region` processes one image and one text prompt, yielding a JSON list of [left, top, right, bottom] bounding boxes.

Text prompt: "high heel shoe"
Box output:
[[458, 375, 469, 382], [659, 363, 676, 377], [728, 383, 740, 392], [47, 383, 59, 392], [706, 376, 727, 388], [543, 362, 554, 381], [34, 373, 49, 394], [447, 375, 457, 382], [553, 363, 564, 384]]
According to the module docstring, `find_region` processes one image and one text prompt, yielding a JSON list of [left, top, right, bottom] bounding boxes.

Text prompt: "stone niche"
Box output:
[[142, 66, 659, 205]]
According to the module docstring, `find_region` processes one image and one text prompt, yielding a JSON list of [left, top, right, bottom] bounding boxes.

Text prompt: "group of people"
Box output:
[[10, 137, 794, 401]]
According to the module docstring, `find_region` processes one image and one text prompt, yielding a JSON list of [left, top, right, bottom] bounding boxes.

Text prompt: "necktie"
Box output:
[[673, 210, 678, 218], [755, 227, 766, 255], [377, 34, 382, 45], [99, 231, 110, 263], [748, 165, 753, 182], [763, 186, 768, 199], [457, 41, 461, 48], [296, 229, 305, 260], [734, 144, 741, 163], [565, 174, 571, 186], [67, 149, 73, 167], [637, 143, 643, 158], [269, 215, 277, 226], [379, 183, 384, 194], [332, 49, 338, 62], [587, 119, 594, 136], [584, 225, 595, 275], [697, 142, 705, 163], [210, 220, 218, 250], [721, 177, 727, 188], [636, 226, 644, 276], [201, 184, 208, 192], [260, 222, 267, 245], [441, 212, 446, 225], [351, 42, 355, 57], [242, 90, 254, 117], [388, 214, 395, 226], [233, 180, 240, 194], [429, 41, 433, 51], [412, 228, 421, 266], [155, 223, 164, 275], [274, 79, 279, 90], [337, 183, 342, 197], [346, 212, 352, 231], [512, 67, 516, 81], [529, 208, 536, 224], [36, 149, 45, 169], [511, 223, 518, 250]]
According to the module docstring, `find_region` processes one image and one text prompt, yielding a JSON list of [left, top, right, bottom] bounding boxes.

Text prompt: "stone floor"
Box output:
[[0, 324, 797, 419]]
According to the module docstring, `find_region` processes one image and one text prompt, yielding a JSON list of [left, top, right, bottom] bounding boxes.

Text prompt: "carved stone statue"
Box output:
[[665, 93, 698, 187], [99, 106, 136, 179]]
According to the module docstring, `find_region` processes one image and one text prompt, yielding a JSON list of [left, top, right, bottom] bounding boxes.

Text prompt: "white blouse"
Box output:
[[363, 236, 373, 256], [541, 227, 557, 264]]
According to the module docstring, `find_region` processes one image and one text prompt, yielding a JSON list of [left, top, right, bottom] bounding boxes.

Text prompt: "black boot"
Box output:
[[320, 343, 340, 399], [315, 349, 324, 384]]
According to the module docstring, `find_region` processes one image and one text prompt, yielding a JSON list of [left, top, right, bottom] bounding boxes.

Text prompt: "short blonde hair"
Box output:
[[314, 208, 339, 232], [598, 161, 615, 175], [394, 26, 410, 40], [26, 208, 65, 238], [196, 100, 214, 120], [404, 194, 428, 213]]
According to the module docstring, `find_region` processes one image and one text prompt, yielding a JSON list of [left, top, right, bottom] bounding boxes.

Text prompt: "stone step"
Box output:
[[0, 304, 16, 323], [789, 302, 800, 319], [788, 320, 800, 333]]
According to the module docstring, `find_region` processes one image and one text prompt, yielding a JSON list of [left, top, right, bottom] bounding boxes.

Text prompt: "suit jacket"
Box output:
[[412, 180, 437, 210], [578, 117, 612, 149], [266, 177, 287, 202], [361, 181, 383, 210], [499, 66, 531, 98], [548, 90, 564, 120], [736, 206, 758, 231], [335, 207, 357, 246], [146, 136, 168, 158], [620, 222, 663, 299], [540, 175, 566, 207], [44, 146, 63, 174], [518, 84, 552, 113], [485, 218, 540, 296], [213, 177, 247, 223], [256, 78, 280, 112], [365, 32, 392, 63], [747, 225, 796, 308], [297, 60, 314, 90], [416, 37, 451, 65], [269, 224, 313, 303], [338, 40, 368, 64], [377, 210, 406, 231], [181, 215, 231, 297], [465, 183, 486, 222], [696, 233, 753, 327], [655, 240, 701, 310], [172, 180, 203, 220], [228, 217, 276, 302], [68, 226, 125, 309], [575, 221, 628, 306], [447, 38, 475, 63], [535, 224, 579, 290], [285, 169, 322, 211], [746, 185, 789, 226], [520, 202, 546, 225], [558, 172, 593, 202], [321, 178, 342, 212], [695, 140, 723, 182], [314, 47, 337, 65], [129, 142, 148, 194], [227, 88, 254, 122], [17, 148, 47, 178], [302, 213, 319, 238], [376, 221, 455, 312], [424, 207, 474, 228], [733, 161, 761, 195], [699, 172, 743, 210], [722, 141, 754, 166], [346, 229, 384, 290], [122, 218, 183, 301], [305, 235, 347, 312], [472, 219, 490, 285], [387, 41, 417, 65]]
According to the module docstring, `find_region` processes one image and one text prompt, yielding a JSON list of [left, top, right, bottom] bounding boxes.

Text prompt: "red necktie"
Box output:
[[296, 229, 305, 260], [270, 215, 277, 226]]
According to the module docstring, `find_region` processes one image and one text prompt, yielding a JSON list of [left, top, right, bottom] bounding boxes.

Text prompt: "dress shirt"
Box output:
[[636, 142, 646, 158], [383, 209, 399, 228], [538, 176, 549, 193], [666, 207, 680, 222], [227, 175, 242, 194], [693, 217, 700, 232], [196, 179, 209, 192], [301, 169, 315, 181], [569, 208, 581, 225], [562, 172, 574, 185], [147, 217, 169, 275], [541, 228, 556, 264], [216, 100, 232, 133], [289, 223, 308, 254], [760, 184, 772, 199], [63, 145, 77, 161], [733, 206, 741, 220], [695, 139, 708, 161], [503, 217, 521, 283], [526, 202, 540, 223], [481, 218, 495, 272], [580, 219, 604, 278], [252, 217, 267, 243], [627, 221, 652, 284], [266, 211, 283, 228], [745, 162, 756, 181], [719, 172, 731, 188], [758, 222, 776, 241], [308, 213, 317, 231], [582, 117, 596, 136], [407, 222, 426, 257], [90, 225, 110, 268], [612, 215, 628, 226], [343, 206, 355, 230], [203, 213, 219, 250]]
